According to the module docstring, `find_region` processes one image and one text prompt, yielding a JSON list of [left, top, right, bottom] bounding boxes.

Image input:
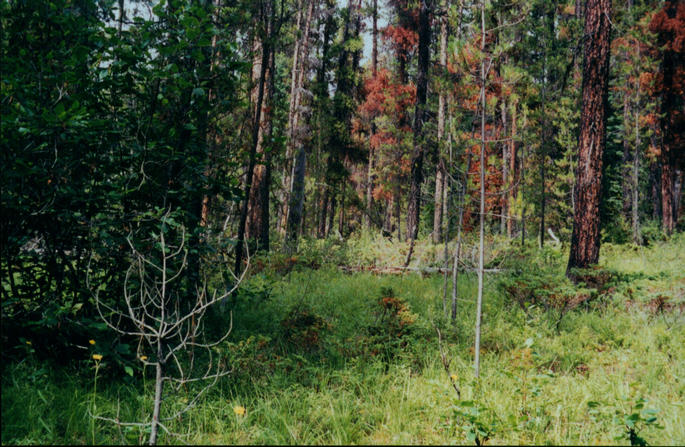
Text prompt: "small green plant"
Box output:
[[588, 397, 663, 446], [613, 397, 663, 446], [451, 400, 497, 445]]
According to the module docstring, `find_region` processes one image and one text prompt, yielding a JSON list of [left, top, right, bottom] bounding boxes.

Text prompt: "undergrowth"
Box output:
[[2, 234, 684, 445]]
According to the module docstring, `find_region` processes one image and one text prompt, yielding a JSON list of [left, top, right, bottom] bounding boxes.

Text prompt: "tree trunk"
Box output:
[[433, 0, 448, 244], [327, 194, 336, 237], [662, 157, 675, 233], [404, 0, 431, 267], [318, 188, 329, 238], [260, 48, 277, 250], [279, 0, 314, 236], [507, 101, 517, 238], [500, 98, 508, 235], [365, 0, 379, 231], [247, 30, 273, 250], [451, 151, 471, 323], [474, 0, 486, 378], [652, 0, 684, 234], [235, 4, 272, 274], [567, 0, 611, 275], [285, 145, 307, 253], [539, 67, 547, 248], [521, 110, 527, 246], [149, 348, 164, 445], [632, 39, 641, 244]]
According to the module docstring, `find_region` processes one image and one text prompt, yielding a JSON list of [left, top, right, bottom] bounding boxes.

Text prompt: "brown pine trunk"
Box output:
[[404, 0, 431, 266], [247, 33, 273, 250], [260, 48, 277, 250], [235, 6, 272, 274], [567, 0, 612, 275]]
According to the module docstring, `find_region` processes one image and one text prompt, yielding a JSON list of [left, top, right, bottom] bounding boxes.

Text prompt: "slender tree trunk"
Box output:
[[339, 184, 345, 235], [451, 152, 471, 323], [247, 29, 273, 250], [650, 156, 662, 220], [567, 0, 612, 275], [500, 98, 508, 235], [433, 0, 448, 244], [149, 347, 164, 445], [395, 185, 402, 241], [200, 0, 222, 229], [235, 7, 271, 274], [474, 0, 486, 378], [365, 0, 379, 231], [280, 0, 314, 235], [319, 188, 329, 237], [260, 48, 277, 250], [404, 0, 431, 267], [662, 158, 675, 233], [285, 145, 307, 253], [521, 110, 527, 246], [632, 40, 641, 244], [327, 194, 336, 237], [622, 89, 632, 216], [282, 0, 315, 240], [539, 67, 547, 248], [507, 101, 517, 238], [442, 124, 452, 316]]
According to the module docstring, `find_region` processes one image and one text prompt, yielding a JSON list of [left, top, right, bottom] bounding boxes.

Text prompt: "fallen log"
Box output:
[[338, 265, 501, 275]]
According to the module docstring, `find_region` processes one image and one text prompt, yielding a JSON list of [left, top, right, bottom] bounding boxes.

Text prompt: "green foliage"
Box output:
[[452, 400, 497, 445], [1, 0, 246, 370], [640, 219, 669, 245], [3, 236, 685, 444]]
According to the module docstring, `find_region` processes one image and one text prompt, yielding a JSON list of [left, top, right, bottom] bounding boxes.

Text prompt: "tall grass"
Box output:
[[2, 235, 683, 444]]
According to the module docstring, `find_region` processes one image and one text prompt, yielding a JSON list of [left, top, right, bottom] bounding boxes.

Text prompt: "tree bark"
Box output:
[[279, 0, 314, 236], [500, 98, 508, 236], [474, 0, 486, 379], [285, 144, 307, 253], [404, 0, 431, 267], [235, 2, 272, 274], [433, 0, 448, 244], [246, 30, 273, 250], [567, 0, 611, 275], [507, 101, 517, 238], [650, 0, 684, 234], [632, 37, 641, 244], [365, 0, 379, 231]]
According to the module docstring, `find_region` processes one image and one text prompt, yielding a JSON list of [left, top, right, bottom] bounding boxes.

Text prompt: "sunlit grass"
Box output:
[[2, 235, 684, 445]]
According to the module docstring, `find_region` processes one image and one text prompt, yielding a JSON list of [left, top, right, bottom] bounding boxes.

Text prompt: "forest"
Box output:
[[1, 0, 684, 444]]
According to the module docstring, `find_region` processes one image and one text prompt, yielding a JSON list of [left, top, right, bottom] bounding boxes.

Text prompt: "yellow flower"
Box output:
[[140, 356, 148, 361], [450, 374, 458, 382], [92, 354, 103, 361], [26, 341, 32, 346], [233, 405, 246, 416], [89, 339, 96, 345]]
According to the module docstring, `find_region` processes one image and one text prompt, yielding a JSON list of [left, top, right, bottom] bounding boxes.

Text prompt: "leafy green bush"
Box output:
[[640, 220, 669, 245]]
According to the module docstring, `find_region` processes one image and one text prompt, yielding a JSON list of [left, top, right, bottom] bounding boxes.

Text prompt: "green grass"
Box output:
[[2, 235, 684, 445]]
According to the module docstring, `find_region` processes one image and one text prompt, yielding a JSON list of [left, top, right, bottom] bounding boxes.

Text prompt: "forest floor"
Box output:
[[2, 234, 684, 445]]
